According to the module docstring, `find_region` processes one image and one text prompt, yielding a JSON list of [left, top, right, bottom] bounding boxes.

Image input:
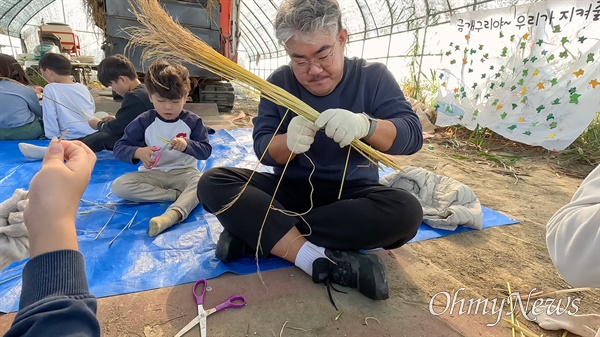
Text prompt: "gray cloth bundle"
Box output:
[[380, 166, 483, 231], [0, 189, 29, 271]]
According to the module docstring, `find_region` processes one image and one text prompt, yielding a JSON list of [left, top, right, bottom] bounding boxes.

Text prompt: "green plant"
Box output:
[[557, 112, 600, 164], [477, 152, 522, 167], [25, 67, 48, 87], [467, 124, 488, 149], [400, 7, 440, 107]]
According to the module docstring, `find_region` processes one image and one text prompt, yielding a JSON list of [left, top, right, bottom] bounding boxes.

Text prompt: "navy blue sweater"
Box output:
[[96, 84, 153, 136], [113, 109, 212, 171], [5, 250, 100, 336], [253, 57, 422, 182]]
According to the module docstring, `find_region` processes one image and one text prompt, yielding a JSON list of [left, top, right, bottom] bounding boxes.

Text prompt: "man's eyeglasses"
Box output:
[[290, 48, 335, 74]]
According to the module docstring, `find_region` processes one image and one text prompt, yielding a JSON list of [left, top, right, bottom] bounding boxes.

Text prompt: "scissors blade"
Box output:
[[157, 142, 171, 154], [199, 304, 207, 337], [174, 316, 200, 337]]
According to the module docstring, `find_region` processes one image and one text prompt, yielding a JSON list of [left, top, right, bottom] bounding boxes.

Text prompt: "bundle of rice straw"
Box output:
[[83, 0, 107, 31], [125, 0, 402, 171]]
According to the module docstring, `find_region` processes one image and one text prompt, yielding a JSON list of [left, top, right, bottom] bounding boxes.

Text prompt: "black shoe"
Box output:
[[215, 230, 254, 262], [312, 250, 389, 306]]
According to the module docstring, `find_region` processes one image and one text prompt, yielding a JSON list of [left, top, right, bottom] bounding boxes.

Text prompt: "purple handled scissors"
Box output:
[[174, 279, 246, 337]]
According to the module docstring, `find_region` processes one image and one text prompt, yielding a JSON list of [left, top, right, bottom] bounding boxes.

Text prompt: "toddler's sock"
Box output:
[[149, 209, 181, 237], [18, 143, 47, 160], [295, 241, 326, 276]]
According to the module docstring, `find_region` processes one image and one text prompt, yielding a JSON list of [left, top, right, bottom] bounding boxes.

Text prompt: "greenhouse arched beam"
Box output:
[[239, 17, 270, 58], [352, 0, 368, 58], [4, 0, 56, 37], [240, 2, 275, 56], [239, 32, 262, 61], [249, 0, 278, 51]]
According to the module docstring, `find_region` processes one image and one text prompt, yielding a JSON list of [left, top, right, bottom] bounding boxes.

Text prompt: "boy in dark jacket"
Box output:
[[85, 54, 154, 152]]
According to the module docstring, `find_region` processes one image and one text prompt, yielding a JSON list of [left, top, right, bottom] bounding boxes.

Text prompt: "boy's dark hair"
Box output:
[[144, 60, 190, 100], [97, 54, 138, 87], [38, 53, 71, 76]]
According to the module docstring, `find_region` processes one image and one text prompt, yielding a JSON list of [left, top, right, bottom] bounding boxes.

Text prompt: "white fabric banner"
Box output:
[[436, 0, 600, 151]]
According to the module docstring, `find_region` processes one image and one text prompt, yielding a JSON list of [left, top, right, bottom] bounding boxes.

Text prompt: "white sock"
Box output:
[[295, 241, 326, 276], [18, 143, 47, 160]]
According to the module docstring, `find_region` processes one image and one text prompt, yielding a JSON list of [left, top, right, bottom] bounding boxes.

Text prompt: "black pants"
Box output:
[[79, 132, 121, 153], [197, 167, 423, 256]]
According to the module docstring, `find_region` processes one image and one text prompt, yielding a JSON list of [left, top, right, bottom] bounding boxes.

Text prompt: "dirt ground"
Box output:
[[226, 97, 600, 335], [0, 96, 598, 336]]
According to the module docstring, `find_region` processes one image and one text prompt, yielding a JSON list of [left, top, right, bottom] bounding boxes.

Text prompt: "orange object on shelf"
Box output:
[[38, 23, 81, 57]]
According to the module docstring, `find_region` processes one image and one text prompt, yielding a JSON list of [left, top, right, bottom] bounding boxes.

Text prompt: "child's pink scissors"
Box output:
[[148, 142, 172, 169]]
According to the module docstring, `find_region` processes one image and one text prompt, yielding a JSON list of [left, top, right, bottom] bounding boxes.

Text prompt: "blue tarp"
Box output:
[[0, 128, 518, 313]]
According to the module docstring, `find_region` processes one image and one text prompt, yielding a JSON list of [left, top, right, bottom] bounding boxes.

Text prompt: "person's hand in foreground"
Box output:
[[6, 139, 100, 337], [25, 139, 96, 257]]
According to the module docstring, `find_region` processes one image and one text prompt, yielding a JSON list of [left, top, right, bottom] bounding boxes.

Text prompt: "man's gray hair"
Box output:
[[274, 0, 343, 45]]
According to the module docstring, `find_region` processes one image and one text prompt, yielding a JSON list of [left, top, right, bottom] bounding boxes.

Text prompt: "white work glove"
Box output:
[[286, 116, 320, 154], [528, 304, 600, 337], [315, 109, 370, 148], [0, 189, 29, 271]]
